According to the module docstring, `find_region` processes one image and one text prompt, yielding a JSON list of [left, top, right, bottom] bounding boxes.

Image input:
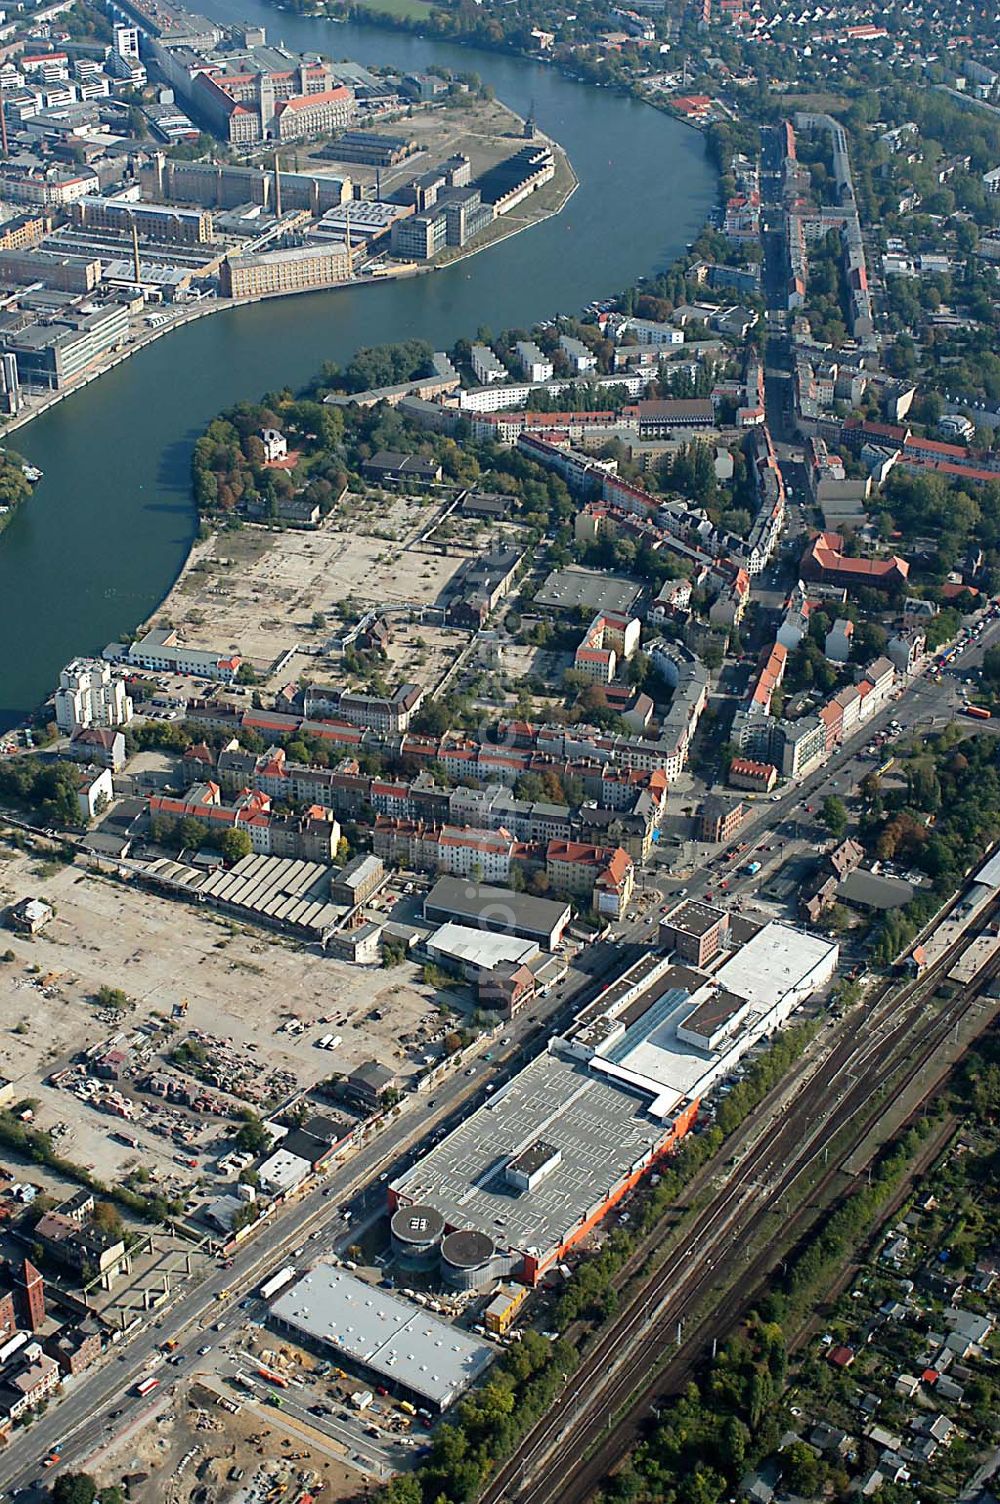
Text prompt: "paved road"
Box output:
[[609, 614, 1000, 948], [7, 618, 997, 1497], [0, 953, 626, 1499]]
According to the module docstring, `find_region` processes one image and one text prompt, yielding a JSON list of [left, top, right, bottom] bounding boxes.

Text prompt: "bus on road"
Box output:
[[135, 1377, 160, 1398]]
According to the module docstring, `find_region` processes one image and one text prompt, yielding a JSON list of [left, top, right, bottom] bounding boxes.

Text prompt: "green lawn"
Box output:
[[352, 0, 437, 20]]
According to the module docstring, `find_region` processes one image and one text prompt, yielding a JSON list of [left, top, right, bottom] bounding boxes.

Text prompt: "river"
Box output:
[[0, 1, 716, 730]]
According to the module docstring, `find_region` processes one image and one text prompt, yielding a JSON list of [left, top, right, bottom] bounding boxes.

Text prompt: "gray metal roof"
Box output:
[[424, 877, 570, 943], [270, 1267, 494, 1408], [390, 1050, 671, 1264]]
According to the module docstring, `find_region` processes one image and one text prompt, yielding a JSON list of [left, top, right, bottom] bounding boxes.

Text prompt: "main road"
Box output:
[[0, 924, 629, 1499]]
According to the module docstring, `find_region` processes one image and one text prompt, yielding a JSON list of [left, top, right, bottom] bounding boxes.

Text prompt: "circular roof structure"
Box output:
[[440, 1228, 495, 1270], [390, 1203, 445, 1246]]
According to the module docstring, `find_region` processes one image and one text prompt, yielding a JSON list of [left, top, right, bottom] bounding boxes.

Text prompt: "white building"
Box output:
[[77, 766, 114, 822], [515, 341, 553, 382], [461, 383, 534, 414], [471, 344, 509, 384], [260, 427, 287, 462], [55, 658, 133, 734], [113, 23, 140, 61], [126, 629, 241, 683], [939, 413, 975, 441], [559, 335, 597, 374], [622, 319, 684, 347]]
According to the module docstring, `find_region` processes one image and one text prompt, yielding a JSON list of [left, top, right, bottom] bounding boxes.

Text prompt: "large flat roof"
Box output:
[[427, 921, 539, 971], [424, 877, 570, 944], [663, 898, 727, 939], [534, 566, 642, 616], [390, 1050, 672, 1264], [270, 1266, 494, 1410], [712, 922, 837, 1010]]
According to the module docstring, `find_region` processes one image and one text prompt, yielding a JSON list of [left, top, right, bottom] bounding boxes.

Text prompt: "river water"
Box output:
[[0, 1, 716, 728]]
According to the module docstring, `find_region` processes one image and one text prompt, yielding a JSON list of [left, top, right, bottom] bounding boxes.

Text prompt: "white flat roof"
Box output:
[[586, 923, 838, 1110], [270, 1266, 495, 1409], [427, 921, 538, 970], [712, 922, 838, 1009], [258, 1148, 310, 1192]]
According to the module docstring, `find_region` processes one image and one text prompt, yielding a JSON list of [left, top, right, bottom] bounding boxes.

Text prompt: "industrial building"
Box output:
[[0, 249, 102, 294], [390, 923, 837, 1283], [423, 877, 571, 950], [425, 922, 540, 975], [220, 242, 351, 299], [322, 131, 415, 166], [268, 1266, 494, 1410], [142, 852, 345, 942], [71, 196, 214, 245], [3, 300, 129, 391]]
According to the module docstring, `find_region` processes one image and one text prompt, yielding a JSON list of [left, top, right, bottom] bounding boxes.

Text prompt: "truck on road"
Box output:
[[259, 1265, 297, 1302]]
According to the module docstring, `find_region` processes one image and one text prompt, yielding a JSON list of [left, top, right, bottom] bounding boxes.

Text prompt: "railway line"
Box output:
[[480, 898, 1000, 1504]]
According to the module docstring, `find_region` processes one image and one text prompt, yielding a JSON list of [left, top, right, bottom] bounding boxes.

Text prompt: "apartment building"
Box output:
[[0, 1344, 60, 1430], [302, 682, 424, 735], [545, 839, 635, 918], [55, 658, 132, 734], [573, 611, 642, 684], [471, 343, 508, 384], [148, 782, 341, 861], [559, 335, 597, 374], [728, 757, 777, 793], [514, 340, 553, 382], [699, 795, 745, 844], [374, 818, 517, 883]]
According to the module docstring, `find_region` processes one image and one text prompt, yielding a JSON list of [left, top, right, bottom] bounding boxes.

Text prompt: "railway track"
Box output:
[[479, 909, 1000, 1504]]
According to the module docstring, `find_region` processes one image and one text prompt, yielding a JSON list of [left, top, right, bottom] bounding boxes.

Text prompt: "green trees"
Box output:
[[233, 1112, 271, 1155], [820, 796, 848, 839], [95, 986, 132, 1013], [0, 759, 81, 825], [340, 340, 435, 394], [52, 1476, 99, 1504], [217, 827, 252, 864]]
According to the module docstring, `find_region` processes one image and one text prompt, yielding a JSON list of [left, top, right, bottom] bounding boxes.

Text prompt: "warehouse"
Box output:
[[390, 922, 837, 1283], [142, 853, 345, 940], [426, 921, 540, 974], [389, 1046, 696, 1284], [424, 877, 571, 950], [269, 1266, 495, 1410]]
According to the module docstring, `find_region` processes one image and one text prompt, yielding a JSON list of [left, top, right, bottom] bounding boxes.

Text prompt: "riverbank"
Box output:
[[0, 139, 575, 443], [0, 0, 716, 732]]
